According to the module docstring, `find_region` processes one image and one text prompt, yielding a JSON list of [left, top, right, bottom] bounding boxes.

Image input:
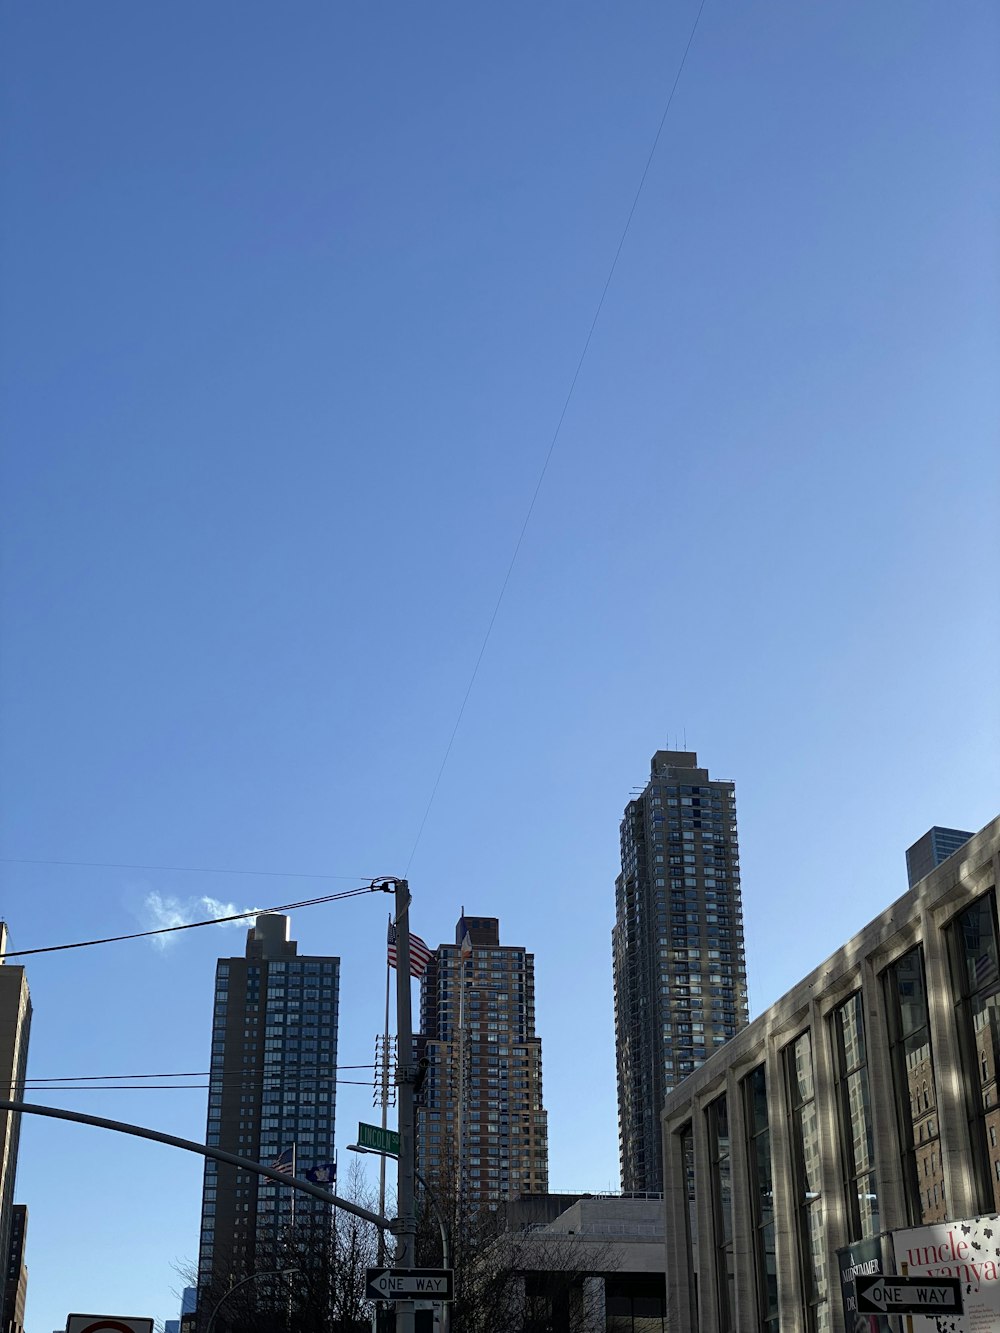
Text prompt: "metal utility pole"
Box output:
[[393, 878, 417, 1333]]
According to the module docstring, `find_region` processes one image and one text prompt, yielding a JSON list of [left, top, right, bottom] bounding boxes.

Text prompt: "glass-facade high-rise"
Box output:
[[905, 826, 973, 888], [195, 914, 339, 1316], [613, 751, 748, 1193], [415, 915, 548, 1205]]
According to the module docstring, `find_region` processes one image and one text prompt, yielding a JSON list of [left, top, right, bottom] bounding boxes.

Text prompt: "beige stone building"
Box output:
[[661, 815, 1000, 1333]]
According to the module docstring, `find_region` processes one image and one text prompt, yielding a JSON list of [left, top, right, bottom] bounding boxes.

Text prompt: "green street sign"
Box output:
[[358, 1122, 400, 1155]]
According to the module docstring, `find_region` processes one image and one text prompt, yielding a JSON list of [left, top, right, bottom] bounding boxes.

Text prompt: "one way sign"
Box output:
[[855, 1274, 963, 1315], [366, 1268, 454, 1302]]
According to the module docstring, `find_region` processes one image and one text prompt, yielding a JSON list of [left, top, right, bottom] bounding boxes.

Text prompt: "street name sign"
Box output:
[[358, 1121, 400, 1155], [855, 1275, 964, 1315], [365, 1268, 454, 1301]]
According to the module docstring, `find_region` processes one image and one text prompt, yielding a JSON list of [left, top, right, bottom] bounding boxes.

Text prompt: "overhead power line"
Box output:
[[1, 884, 382, 960], [404, 0, 710, 873], [23, 1065, 376, 1082], [20, 1079, 374, 1091]]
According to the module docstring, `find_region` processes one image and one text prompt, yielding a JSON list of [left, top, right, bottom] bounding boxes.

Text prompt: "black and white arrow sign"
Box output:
[[855, 1275, 963, 1315], [365, 1268, 454, 1302]]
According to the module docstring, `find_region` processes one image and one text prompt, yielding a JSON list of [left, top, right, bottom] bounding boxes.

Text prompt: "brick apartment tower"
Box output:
[[416, 915, 548, 1204], [613, 752, 749, 1193]]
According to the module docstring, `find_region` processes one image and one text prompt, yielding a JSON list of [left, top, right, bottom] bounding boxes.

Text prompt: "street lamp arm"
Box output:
[[0, 1099, 389, 1230]]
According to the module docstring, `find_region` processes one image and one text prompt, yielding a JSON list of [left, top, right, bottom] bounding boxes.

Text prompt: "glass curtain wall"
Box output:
[[785, 1031, 830, 1333], [949, 887, 1000, 1212], [831, 992, 879, 1239], [678, 1122, 699, 1331], [883, 947, 945, 1223], [706, 1095, 735, 1332], [743, 1065, 778, 1333]]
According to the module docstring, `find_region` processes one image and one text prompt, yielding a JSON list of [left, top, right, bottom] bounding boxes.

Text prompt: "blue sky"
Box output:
[[1, 2, 998, 1328]]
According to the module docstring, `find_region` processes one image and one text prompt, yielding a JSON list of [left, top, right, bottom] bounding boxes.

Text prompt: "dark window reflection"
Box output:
[[743, 1065, 778, 1333], [832, 992, 880, 1239], [785, 1033, 830, 1333], [950, 889, 1000, 1213], [707, 1095, 735, 1332], [884, 947, 945, 1223]]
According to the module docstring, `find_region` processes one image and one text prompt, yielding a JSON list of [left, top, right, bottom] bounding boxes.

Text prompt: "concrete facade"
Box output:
[[661, 814, 1000, 1333], [516, 1196, 669, 1332]]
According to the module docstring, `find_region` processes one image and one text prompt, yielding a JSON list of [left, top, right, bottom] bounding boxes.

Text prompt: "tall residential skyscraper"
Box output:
[[196, 915, 339, 1312], [2, 1204, 27, 1333], [905, 826, 974, 888], [416, 915, 548, 1205], [0, 926, 30, 1333], [613, 751, 748, 1193]]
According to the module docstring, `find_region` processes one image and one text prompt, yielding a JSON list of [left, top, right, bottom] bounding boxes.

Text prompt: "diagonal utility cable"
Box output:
[[0, 885, 376, 959], [405, 0, 710, 873]]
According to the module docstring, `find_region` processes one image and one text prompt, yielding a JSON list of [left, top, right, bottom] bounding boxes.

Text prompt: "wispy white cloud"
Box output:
[[143, 891, 261, 950]]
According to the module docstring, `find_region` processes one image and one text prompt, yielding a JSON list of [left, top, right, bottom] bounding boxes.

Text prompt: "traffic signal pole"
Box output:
[[393, 877, 417, 1333]]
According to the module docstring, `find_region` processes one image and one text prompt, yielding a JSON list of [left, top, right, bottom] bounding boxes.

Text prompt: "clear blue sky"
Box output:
[[1, 2, 998, 1328]]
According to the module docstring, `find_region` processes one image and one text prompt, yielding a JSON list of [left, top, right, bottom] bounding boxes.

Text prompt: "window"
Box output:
[[949, 888, 1000, 1212], [707, 1095, 735, 1333], [831, 992, 879, 1239], [884, 947, 944, 1224], [743, 1065, 778, 1333], [785, 1031, 829, 1332]]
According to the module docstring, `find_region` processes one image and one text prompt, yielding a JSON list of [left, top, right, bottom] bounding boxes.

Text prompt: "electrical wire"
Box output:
[[23, 1065, 375, 1081], [0, 884, 382, 960], [403, 0, 710, 873], [19, 1080, 375, 1090]]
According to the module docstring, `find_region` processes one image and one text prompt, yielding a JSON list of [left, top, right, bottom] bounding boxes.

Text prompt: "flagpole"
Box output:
[[290, 1142, 297, 1232]]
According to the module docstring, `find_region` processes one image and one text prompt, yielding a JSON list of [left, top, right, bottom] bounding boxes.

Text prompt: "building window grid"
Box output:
[[948, 886, 1000, 1213], [742, 1065, 778, 1333], [706, 1094, 736, 1333], [831, 992, 880, 1241], [883, 945, 945, 1225], [784, 1031, 830, 1333]]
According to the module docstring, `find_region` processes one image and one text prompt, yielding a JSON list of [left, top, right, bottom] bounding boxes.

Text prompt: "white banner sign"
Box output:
[[892, 1214, 1000, 1332]]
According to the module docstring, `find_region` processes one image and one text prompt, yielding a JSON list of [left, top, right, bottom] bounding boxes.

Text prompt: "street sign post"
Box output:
[[855, 1275, 964, 1316], [366, 1268, 454, 1302], [358, 1121, 400, 1156]]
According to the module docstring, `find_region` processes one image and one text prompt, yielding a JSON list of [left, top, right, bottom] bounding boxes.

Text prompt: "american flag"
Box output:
[[387, 920, 432, 978], [271, 1147, 294, 1175]]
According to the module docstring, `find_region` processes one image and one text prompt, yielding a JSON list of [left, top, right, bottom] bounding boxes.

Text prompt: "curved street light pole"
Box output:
[[204, 1267, 299, 1333]]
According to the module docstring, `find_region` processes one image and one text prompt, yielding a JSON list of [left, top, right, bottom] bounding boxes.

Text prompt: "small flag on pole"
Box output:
[[388, 921, 432, 978], [304, 1162, 337, 1186], [271, 1147, 294, 1175]]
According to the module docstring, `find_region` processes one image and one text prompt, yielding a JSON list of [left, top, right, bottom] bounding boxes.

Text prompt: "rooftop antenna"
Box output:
[[683, 727, 687, 749]]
